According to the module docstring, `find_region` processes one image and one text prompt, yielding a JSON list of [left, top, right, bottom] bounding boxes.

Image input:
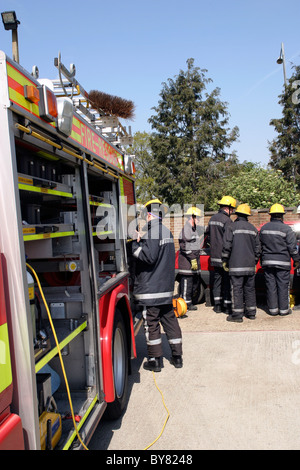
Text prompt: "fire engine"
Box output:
[[0, 49, 140, 450]]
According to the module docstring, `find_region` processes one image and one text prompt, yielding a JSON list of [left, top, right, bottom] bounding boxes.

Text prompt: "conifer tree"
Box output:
[[148, 58, 239, 207], [269, 64, 300, 190]]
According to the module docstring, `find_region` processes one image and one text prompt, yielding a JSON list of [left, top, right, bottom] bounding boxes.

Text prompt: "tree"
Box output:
[[148, 58, 239, 208], [269, 64, 300, 189], [219, 162, 298, 210], [126, 131, 156, 203]]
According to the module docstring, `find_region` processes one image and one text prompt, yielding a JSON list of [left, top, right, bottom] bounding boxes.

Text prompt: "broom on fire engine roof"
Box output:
[[88, 90, 135, 120]]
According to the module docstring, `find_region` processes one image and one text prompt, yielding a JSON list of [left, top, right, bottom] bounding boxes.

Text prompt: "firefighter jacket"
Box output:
[[207, 209, 233, 267], [132, 217, 175, 306], [259, 218, 299, 270], [178, 220, 202, 275], [222, 216, 261, 275]]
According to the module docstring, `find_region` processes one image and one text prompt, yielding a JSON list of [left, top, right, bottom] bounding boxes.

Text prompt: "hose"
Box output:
[[26, 263, 88, 450], [143, 371, 170, 450]]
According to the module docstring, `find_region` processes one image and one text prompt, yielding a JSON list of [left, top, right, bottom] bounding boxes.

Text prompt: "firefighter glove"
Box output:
[[222, 261, 229, 272], [294, 261, 300, 270], [191, 259, 198, 271]]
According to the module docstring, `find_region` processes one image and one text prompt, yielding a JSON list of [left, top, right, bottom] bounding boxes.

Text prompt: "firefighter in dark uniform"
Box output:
[[260, 203, 300, 316], [132, 199, 183, 372], [178, 206, 202, 311], [206, 195, 236, 313], [222, 204, 261, 322]]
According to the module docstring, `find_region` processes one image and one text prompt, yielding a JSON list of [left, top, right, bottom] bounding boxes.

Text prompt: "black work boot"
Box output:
[[188, 305, 197, 311], [143, 357, 161, 372], [226, 315, 243, 323], [170, 355, 183, 368]]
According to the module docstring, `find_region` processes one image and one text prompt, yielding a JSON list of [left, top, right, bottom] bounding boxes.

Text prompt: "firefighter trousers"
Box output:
[[230, 274, 256, 319], [142, 304, 183, 358], [212, 267, 232, 310], [264, 267, 290, 315], [179, 275, 198, 306]]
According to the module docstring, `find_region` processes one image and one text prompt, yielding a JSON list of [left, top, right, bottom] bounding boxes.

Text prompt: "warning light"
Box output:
[[124, 154, 136, 175], [57, 97, 73, 136], [24, 85, 40, 104], [38, 83, 58, 122]]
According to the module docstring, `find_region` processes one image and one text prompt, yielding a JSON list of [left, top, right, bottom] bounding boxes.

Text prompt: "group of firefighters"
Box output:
[[205, 196, 300, 321], [130, 197, 300, 372]]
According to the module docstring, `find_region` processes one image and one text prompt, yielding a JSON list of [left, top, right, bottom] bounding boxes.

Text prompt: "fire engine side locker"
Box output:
[[1, 128, 107, 449], [0, 51, 126, 449], [0, 50, 137, 449]]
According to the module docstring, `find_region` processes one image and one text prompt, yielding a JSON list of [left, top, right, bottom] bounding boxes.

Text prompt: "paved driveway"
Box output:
[[89, 302, 300, 451]]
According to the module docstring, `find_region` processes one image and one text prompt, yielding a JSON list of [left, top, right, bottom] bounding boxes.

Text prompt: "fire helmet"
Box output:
[[269, 203, 285, 215], [185, 206, 202, 217], [142, 198, 168, 218], [217, 195, 236, 208], [235, 203, 251, 216]]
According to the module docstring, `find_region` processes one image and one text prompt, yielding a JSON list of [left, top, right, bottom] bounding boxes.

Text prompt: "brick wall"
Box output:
[[166, 206, 299, 251]]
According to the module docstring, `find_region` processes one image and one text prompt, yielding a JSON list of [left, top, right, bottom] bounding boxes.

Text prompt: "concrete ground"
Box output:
[[89, 300, 300, 451]]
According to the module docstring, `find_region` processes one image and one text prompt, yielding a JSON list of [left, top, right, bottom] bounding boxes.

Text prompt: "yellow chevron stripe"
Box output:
[[0, 323, 12, 393]]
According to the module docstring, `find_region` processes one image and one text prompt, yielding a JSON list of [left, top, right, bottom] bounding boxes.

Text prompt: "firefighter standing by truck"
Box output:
[[260, 204, 300, 316], [222, 204, 261, 322], [132, 199, 183, 372], [178, 207, 202, 311], [206, 195, 236, 314]]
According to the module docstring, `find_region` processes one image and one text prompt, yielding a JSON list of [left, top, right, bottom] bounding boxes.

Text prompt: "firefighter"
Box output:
[[206, 195, 236, 313], [260, 203, 300, 316], [132, 199, 183, 371], [178, 206, 202, 311], [222, 204, 261, 322]]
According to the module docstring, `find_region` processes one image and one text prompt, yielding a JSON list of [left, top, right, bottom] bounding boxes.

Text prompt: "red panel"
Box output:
[[99, 278, 136, 403], [123, 178, 135, 205], [0, 413, 24, 450]]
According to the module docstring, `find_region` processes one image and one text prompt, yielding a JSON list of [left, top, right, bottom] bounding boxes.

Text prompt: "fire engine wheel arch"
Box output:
[[100, 282, 135, 419], [104, 308, 129, 420]]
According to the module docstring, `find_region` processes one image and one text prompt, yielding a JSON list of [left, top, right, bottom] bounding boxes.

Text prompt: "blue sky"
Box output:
[[1, 0, 300, 166]]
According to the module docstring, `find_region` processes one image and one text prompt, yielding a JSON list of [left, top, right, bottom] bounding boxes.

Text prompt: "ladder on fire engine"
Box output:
[[50, 52, 133, 147]]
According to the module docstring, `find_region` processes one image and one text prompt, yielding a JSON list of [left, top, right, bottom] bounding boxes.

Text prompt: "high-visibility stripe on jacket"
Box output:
[[222, 217, 261, 275], [206, 209, 233, 267], [259, 219, 299, 270], [178, 221, 202, 275], [132, 218, 175, 306]]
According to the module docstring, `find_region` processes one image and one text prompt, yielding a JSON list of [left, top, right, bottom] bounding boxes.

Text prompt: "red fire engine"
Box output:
[[0, 48, 140, 450]]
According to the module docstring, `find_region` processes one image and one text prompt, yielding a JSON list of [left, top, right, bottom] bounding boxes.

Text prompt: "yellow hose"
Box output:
[[26, 263, 88, 450], [143, 371, 170, 450]]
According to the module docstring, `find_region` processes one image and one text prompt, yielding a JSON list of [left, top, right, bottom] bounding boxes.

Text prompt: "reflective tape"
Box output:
[[18, 183, 73, 198], [0, 323, 12, 394]]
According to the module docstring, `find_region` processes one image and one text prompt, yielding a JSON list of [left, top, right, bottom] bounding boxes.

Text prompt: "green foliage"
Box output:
[[130, 60, 300, 212], [269, 64, 300, 189], [219, 162, 299, 211], [147, 58, 239, 208], [127, 131, 156, 203]]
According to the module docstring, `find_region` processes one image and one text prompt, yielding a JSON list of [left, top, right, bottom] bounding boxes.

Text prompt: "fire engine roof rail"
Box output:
[[53, 52, 133, 147]]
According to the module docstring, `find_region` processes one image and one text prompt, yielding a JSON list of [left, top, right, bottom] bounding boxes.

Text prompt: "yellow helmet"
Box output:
[[235, 203, 251, 216], [269, 203, 285, 214], [185, 206, 201, 217], [143, 198, 168, 218], [218, 195, 236, 208]]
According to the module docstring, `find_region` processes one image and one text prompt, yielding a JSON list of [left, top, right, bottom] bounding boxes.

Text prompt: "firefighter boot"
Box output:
[[170, 355, 183, 368], [143, 357, 161, 372]]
